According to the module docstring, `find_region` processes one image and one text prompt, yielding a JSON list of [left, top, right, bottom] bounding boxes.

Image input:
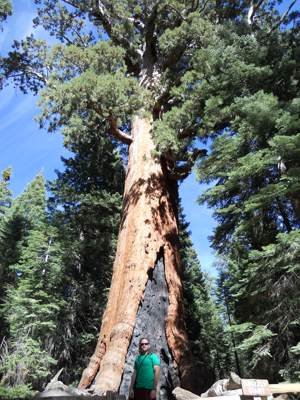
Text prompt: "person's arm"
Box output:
[[150, 365, 160, 400], [129, 370, 136, 400]]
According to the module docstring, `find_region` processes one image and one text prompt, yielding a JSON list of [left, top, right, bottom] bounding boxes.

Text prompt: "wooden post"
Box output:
[[241, 379, 271, 400]]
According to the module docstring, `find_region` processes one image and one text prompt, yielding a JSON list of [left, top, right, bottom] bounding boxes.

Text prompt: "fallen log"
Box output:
[[269, 383, 300, 394]]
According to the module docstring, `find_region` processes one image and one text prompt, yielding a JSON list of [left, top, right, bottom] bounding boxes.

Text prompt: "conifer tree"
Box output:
[[47, 133, 124, 383], [179, 207, 233, 383], [0, 168, 11, 217], [0, 175, 65, 396], [0, 168, 13, 341], [216, 231, 300, 381], [192, 4, 300, 381]]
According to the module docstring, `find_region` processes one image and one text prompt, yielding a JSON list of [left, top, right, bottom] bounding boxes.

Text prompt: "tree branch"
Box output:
[[178, 126, 197, 139], [4, 66, 48, 88], [127, 16, 145, 31], [161, 44, 187, 71], [165, 4, 186, 21], [90, 1, 114, 37], [61, 0, 78, 8], [26, 67, 49, 85], [89, 1, 142, 69], [167, 148, 207, 180], [144, 2, 160, 60], [168, 165, 191, 180], [247, 0, 266, 26], [199, 0, 210, 14], [192, 0, 200, 12], [108, 115, 132, 145], [268, 0, 297, 33], [73, 28, 89, 47]]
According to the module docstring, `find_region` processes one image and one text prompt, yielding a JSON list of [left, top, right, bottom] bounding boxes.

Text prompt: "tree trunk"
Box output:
[[78, 115, 193, 394], [119, 256, 181, 400]]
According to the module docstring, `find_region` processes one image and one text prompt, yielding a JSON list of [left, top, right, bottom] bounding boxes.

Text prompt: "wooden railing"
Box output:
[[173, 378, 300, 400]]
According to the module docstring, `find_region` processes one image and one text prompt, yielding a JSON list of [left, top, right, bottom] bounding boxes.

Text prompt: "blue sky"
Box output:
[[1, 0, 296, 276], [0, 1, 71, 188]]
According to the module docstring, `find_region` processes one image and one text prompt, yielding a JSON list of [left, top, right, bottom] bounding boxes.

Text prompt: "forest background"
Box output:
[[0, 0, 299, 399]]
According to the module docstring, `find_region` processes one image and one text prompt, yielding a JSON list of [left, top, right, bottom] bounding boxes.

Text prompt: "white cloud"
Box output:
[[0, 93, 36, 133], [0, 1, 36, 53], [0, 86, 15, 110]]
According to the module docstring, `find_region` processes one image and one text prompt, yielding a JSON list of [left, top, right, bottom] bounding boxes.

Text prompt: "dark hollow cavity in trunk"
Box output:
[[119, 256, 180, 400]]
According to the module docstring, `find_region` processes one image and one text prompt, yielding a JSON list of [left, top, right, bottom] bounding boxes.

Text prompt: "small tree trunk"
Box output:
[[79, 115, 192, 393]]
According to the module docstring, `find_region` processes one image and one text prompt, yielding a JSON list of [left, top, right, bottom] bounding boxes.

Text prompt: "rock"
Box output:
[[201, 379, 229, 397], [36, 379, 101, 398], [201, 373, 242, 397], [173, 387, 202, 400], [227, 373, 241, 390], [273, 395, 288, 400], [36, 368, 99, 398]]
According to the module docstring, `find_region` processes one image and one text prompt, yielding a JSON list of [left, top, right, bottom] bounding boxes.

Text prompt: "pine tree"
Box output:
[[220, 231, 300, 381], [0, 168, 13, 342], [179, 206, 234, 383], [193, 12, 300, 379], [47, 132, 124, 383], [0, 175, 65, 395], [0, 168, 12, 217]]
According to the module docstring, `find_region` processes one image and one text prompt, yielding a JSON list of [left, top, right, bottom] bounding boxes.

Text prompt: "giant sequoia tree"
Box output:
[[2, 0, 298, 395], [3, 1, 211, 393]]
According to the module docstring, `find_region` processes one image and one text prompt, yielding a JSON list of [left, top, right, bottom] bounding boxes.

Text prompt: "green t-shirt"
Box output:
[[134, 353, 160, 390]]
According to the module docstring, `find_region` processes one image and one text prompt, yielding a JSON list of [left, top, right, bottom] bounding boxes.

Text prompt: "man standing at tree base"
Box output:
[[129, 338, 160, 400]]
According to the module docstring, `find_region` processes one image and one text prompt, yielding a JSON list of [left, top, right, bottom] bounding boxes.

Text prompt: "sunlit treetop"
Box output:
[[1, 0, 299, 179]]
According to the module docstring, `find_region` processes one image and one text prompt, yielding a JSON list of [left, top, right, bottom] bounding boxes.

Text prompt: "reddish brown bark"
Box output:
[[79, 115, 191, 393]]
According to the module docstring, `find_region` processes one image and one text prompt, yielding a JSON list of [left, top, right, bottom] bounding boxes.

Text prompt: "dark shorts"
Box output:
[[134, 388, 155, 400]]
